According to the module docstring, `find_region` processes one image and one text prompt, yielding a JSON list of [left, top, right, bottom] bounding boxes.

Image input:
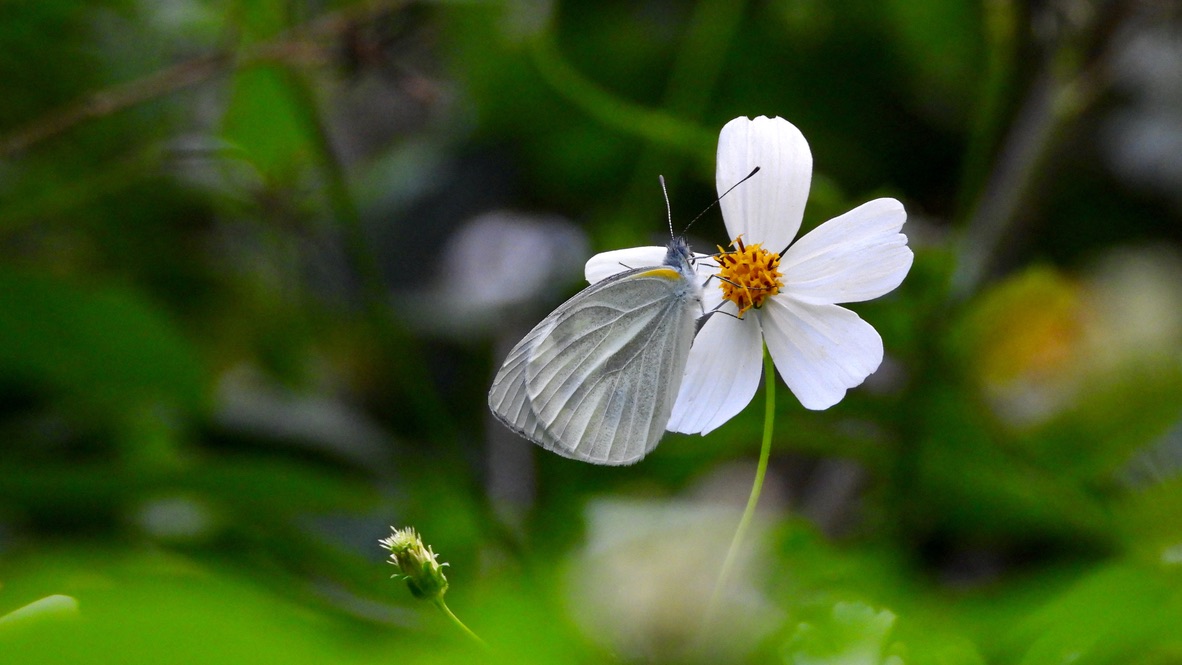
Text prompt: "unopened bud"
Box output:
[[379, 527, 449, 601]]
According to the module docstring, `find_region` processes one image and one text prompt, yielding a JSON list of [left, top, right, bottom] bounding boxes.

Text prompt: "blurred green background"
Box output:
[[3, 0, 1182, 663]]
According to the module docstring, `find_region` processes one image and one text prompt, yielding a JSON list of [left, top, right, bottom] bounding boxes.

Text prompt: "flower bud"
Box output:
[[379, 527, 449, 601]]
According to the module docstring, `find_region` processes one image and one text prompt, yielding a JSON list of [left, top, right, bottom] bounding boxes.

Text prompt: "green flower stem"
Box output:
[[527, 30, 715, 166], [624, 0, 748, 208], [951, 1, 1124, 297], [954, 0, 1018, 219], [433, 598, 488, 650], [710, 344, 775, 611]]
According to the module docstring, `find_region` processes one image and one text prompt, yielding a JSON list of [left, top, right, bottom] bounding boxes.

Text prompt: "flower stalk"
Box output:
[[709, 345, 775, 612]]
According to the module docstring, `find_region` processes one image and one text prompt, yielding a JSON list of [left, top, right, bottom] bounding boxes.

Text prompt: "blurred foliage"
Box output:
[[3, 0, 1182, 663]]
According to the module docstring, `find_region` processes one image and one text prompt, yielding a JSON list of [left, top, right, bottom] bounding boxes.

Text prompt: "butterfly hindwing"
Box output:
[[488, 267, 697, 465]]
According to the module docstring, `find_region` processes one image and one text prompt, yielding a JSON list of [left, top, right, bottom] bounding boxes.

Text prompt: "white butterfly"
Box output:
[[488, 236, 704, 465]]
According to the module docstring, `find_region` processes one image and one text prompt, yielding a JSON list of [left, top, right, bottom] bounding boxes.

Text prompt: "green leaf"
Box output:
[[0, 595, 79, 635], [221, 65, 317, 186], [1007, 564, 1182, 665], [0, 269, 206, 412], [881, 0, 983, 123]]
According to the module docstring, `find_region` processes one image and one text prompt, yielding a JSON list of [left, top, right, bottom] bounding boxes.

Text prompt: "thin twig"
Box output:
[[0, 0, 407, 157], [945, 0, 1139, 296], [951, 0, 1156, 297]]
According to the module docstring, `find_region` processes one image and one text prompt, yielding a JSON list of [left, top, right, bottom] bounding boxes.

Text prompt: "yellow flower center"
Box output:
[[715, 237, 783, 318]]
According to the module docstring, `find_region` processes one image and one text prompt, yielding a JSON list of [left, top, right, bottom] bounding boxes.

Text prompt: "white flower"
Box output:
[[586, 116, 913, 434], [567, 498, 780, 662]]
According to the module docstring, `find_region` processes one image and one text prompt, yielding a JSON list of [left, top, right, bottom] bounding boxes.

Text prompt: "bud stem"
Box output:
[[433, 598, 488, 649]]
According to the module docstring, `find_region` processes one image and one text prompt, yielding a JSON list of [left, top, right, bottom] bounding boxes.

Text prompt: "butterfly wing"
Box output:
[[487, 311, 566, 452], [488, 267, 698, 465]]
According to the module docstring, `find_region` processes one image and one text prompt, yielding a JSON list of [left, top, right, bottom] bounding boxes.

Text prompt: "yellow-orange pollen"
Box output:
[[714, 237, 783, 318]]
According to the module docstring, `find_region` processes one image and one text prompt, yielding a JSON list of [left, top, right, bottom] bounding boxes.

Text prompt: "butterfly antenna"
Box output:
[[682, 166, 760, 234], [659, 174, 675, 239]]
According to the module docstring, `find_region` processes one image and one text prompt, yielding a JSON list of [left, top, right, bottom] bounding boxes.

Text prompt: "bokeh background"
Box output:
[[3, 0, 1182, 663]]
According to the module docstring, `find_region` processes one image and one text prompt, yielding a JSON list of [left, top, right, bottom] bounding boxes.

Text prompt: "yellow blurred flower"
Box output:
[[962, 246, 1182, 427], [962, 267, 1088, 426]]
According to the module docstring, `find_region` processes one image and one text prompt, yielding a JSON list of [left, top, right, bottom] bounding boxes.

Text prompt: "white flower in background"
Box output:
[[406, 211, 589, 337], [566, 498, 780, 662], [587, 116, 913, 434]]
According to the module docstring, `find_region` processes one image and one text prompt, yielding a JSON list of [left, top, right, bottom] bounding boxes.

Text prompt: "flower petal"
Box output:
[[585, 246, 669, 284], [782, 198, 913, 305], [693, 257, 725, 313], [667, 313, 763, 434], [761, 297, 883, 410], [716, 116, 812, 252]]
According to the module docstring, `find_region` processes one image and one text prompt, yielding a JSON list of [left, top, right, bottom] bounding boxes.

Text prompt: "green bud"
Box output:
[[379, 527, 449, 601]]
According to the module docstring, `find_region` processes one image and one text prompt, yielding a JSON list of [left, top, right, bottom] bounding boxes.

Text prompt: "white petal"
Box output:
[[667, 313, 764, 435], [716, 116, 812, 252], [692, 256, 725, 314], [761, 297, 883, 410], [585, 246, 669, 284], [782, 198, 913, 305]]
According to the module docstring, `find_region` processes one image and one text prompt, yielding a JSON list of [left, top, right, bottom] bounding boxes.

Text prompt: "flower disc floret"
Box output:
[[715, 238, 783, 318]]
